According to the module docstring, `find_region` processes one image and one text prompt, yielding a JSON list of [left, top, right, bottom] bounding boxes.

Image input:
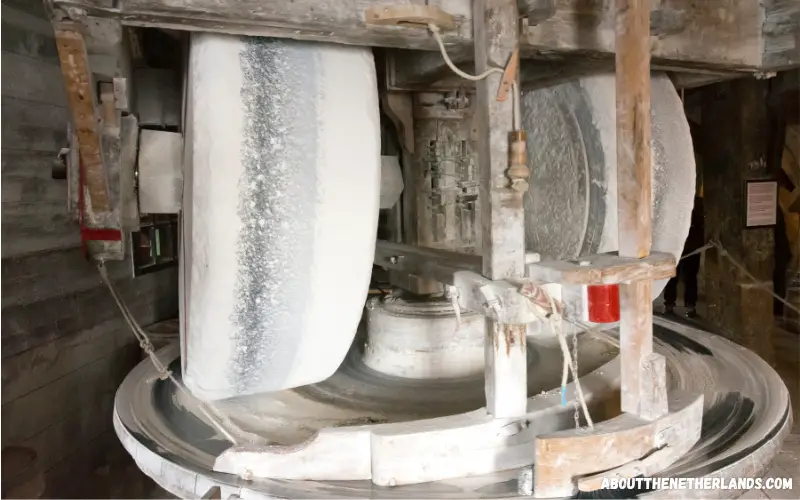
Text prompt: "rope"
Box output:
[[97, 262, 239, 444], [709, 240, 800, 315], [428, 24, 503, 81], [679, 242, 714, 261], [447, 285, 462, 336], [544, 292, 594, 429], [675, 240, 799, 315], [428, 23, 522, 130]]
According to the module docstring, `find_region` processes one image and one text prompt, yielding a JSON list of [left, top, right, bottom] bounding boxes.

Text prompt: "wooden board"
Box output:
[[53, 21, 110, 212], [527, 251, 676, 285], [48, 0, 799, 71], [523, 0, 763, 70], [533, 392, 704, 498]]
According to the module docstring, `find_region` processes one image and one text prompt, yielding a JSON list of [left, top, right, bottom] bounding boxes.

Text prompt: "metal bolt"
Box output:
[[517, 466, 534, 495], [388, 256, 398, 264]]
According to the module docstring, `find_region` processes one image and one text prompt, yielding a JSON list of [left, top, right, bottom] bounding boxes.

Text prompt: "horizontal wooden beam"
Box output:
[[386, 53, 747, 92], [50, 0, 472, 51], [49, 0, 799, 72]]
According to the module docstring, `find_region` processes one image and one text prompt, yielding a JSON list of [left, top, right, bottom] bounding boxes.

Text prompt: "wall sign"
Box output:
[[745, 180, 778, 228]]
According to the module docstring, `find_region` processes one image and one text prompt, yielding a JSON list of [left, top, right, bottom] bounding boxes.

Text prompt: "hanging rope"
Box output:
[[544, 292, 595, 429]]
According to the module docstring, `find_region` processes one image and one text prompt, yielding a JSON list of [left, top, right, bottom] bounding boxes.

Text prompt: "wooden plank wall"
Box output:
[[1, 1, 178, 496]]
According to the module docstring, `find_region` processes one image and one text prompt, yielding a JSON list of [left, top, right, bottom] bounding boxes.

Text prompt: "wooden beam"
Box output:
[[615, 0, 666, 419], [50, 0, 799, 71], [524, 0, 764, 70], [53, 21, 111, 212], [473, 0, 528, 419], [762, 0, 800, 70], [533, 392, 703, 498], [51, 0, 471, 51], [387, 53, 749, 93]]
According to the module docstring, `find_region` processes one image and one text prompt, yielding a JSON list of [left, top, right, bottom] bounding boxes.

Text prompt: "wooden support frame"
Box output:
[[615, 0, 667, 420], [473, 0, 528, 419]]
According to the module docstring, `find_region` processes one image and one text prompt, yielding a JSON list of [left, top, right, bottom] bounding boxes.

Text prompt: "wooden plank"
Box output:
[[1, 150, 67, 204], [762, 0, 800, 69], [1, 317, 133, 403], [0, 200, 80, 257], [40, 429, 158, 498], [527, 251, 675, 285], [533, 392, 703, 498], [524, 0, 763, 70], [1, 343, 140, 445], [1, 97, 68, 153], [473, 0, 527, 419], [1, 51, 66, 105], [50, 0, 792, 70], [15, 392, 115, 473], [2, 0, 49, 18], [53, 21, 110, 212], [615, 0, 665, 419], [1, 267, 178, 358], [60, 0, 472, 51], [1, 4, 60, 62]]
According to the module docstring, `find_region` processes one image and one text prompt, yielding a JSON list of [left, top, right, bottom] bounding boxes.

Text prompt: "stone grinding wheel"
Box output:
[[523, 73, 695, 299], [181, 52, 693, 403], [181, 34, 381, 401]]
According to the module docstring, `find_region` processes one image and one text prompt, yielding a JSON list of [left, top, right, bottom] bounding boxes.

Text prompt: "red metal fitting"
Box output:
[[586, 284, 620, 323]]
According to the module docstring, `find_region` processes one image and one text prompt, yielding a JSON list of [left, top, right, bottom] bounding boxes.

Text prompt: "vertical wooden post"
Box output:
[[53, 22, 111, 213], [700, 79, 775, 365], [615, 0, 667, 419], [474, 0, 528, 418]]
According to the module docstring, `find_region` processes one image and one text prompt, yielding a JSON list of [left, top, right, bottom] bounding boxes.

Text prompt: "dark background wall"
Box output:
[[1, 0, 177, 496]]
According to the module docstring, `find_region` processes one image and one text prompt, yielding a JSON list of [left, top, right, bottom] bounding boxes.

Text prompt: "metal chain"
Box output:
[[97, 262, 240, 445], [572, 329, 580, 429]]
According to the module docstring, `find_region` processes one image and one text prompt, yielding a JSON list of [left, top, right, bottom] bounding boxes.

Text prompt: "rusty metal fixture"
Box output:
[[507, 130, 529, 192]]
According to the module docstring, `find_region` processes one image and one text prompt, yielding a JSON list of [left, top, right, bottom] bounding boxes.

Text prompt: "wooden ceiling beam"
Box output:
[[48, 1, 798, 73]]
